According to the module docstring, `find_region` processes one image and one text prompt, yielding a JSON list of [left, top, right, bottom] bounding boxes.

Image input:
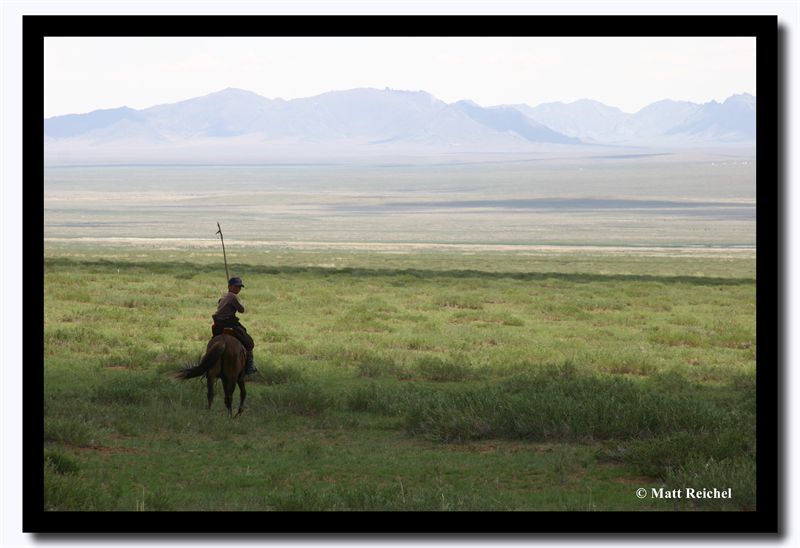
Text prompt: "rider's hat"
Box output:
[[228, 276, 245, 287]]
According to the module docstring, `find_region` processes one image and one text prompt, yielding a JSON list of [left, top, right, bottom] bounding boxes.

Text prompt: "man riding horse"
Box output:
[[211, 276, 257, 376]]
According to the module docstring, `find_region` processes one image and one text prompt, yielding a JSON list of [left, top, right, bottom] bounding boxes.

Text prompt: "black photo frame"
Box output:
[[26, 14, 779, 536]]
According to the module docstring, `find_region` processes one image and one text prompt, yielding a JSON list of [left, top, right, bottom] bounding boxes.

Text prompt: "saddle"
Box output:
[[211, 324, 238, 338], [210, 323, 254, 351]]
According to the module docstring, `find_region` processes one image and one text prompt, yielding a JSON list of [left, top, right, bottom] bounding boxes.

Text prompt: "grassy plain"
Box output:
[[43, 243, 756, 512], [42, 153, 757, 512]]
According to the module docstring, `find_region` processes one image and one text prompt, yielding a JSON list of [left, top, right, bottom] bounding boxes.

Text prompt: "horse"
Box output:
[[175, 333, 247, 417]]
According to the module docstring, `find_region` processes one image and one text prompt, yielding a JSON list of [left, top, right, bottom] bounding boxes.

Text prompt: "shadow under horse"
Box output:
[[175, 333, 247, 417]]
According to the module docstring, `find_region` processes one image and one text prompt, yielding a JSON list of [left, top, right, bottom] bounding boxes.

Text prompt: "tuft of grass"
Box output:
[[45, 463, 94, 510], [356, 355, 407, 379], [619, 429, 754, 479], [664, 455, 756, 511], [707, 319, 755, 350], [45, 461, 119, 510], [405, 372, 739, 443], [436, 293, 484, 310], [728, 370, 757, 406], [44, 417, 96, 447], [45, 449, 80, 475], [134, 485, 176, 512], [346, 381, 434, 416], [255, 362, 304, 385], [649, 326, 705, 348], [263, 382, 336, 416], [540, 358, 586, 380], [92, 371, 160, 405], [415, 354, 478, 382], [263, 481, 492, 511]]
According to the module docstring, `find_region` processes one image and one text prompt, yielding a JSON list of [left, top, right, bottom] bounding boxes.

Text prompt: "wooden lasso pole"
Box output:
[[216, 222, 230, 282]]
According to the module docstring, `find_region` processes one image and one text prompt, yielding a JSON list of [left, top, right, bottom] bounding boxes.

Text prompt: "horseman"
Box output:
[[211, 276, 257, 376]]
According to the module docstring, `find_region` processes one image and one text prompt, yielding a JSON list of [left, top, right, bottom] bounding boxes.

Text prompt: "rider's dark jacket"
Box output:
[[212, 291, 254, 351]]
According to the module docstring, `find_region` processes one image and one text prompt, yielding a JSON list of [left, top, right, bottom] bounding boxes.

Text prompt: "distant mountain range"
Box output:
[[510, 93, 755, 145], [44, 88, 756, 163]]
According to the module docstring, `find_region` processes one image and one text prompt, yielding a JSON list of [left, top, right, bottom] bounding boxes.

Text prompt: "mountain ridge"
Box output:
[[44, 88, 756, 163]]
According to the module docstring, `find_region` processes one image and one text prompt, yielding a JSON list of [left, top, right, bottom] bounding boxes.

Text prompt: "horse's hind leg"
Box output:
[[222, 378, 235, 417], [206, 376, 215, 409], [234, 378, 246, 418]]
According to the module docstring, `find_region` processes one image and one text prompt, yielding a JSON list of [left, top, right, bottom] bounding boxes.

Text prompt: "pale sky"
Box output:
[[44, 36, 756, 118]]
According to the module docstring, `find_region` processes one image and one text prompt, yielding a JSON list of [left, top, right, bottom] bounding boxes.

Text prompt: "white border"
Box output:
[[2, 2, 795, 546]]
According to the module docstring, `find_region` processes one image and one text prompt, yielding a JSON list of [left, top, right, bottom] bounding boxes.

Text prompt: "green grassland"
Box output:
[[43, 245, 756, 512]]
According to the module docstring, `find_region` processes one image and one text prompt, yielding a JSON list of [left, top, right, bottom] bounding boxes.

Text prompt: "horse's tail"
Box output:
[[174, 339, 226, 380]]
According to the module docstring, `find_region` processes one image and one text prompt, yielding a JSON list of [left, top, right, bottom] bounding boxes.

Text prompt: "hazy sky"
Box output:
[[44, 36, 756, 118]]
